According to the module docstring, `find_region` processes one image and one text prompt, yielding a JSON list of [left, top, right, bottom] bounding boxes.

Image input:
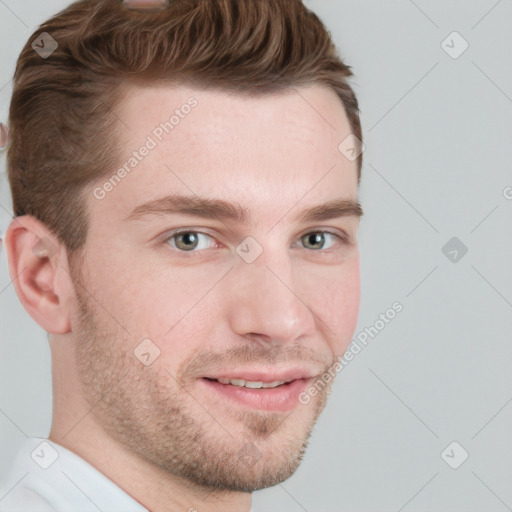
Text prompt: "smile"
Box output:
[[200, 376, 312, 412]]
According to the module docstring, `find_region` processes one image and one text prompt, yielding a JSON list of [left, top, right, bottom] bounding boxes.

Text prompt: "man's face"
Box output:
[[70, 83, 361, 491]]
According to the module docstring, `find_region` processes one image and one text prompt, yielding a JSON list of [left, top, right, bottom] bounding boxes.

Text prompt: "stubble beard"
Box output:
[[71, 267, 336, 492]]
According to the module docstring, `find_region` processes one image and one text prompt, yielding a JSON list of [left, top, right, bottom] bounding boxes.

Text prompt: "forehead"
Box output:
[[89, 82, 359, 223], [117, 81, 352, 141]]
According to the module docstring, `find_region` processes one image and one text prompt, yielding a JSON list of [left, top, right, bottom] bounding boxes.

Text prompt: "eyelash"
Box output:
[[161, 229, 350, 256]]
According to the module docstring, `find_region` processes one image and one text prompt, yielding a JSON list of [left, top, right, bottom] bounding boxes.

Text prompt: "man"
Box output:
[[0, 0, 364, 510]]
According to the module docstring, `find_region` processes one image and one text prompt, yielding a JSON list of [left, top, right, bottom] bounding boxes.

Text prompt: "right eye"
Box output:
[[162, 230, 218, 254]]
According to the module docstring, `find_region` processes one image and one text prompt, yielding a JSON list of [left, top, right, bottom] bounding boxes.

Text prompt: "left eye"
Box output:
[[300, 231, 339, 250], [163, 230, 344, 253]]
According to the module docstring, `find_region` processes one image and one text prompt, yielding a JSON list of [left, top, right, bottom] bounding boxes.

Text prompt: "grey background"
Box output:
[[1, 1, 511, 510]]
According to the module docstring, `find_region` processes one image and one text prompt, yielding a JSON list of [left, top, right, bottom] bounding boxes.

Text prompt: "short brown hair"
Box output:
[[7, 0, 362, 259]]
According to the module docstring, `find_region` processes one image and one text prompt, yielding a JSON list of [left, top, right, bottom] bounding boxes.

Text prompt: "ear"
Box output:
[[4, 215, 73, 334]]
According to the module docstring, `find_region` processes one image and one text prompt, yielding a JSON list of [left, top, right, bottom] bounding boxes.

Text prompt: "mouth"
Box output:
[[207, 377, 292, 389], [199, 370, 314, 412]]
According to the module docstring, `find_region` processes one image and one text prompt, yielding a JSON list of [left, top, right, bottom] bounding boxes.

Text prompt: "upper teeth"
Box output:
[[217, 378, 286, 389]]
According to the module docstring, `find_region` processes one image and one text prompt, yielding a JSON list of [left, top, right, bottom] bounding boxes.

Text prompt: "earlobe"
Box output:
[[4, 215, 72, 335]]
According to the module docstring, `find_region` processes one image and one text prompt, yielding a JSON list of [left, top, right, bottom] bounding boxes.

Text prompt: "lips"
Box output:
[[199, 368, 316, 412], [203, 368, 314, 385], [214, 378, 288, 388]]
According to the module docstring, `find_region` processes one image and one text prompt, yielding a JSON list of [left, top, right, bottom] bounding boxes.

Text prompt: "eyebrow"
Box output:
[[123, 194, 363, 224]]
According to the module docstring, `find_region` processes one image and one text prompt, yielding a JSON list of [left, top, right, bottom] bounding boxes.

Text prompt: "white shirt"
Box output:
[[0, 437, 149, 512]]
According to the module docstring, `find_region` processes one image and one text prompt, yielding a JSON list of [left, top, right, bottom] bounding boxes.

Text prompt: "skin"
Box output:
[[5, 83, 361, 512]]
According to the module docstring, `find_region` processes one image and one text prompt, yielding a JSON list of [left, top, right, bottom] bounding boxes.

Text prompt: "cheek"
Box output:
[[307, 258, 361, 353], [90, 253, 222, 367], [88, 245, 204, 324]]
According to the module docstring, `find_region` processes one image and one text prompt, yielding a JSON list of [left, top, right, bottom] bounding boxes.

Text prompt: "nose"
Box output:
[[226, 254, 317, 346]]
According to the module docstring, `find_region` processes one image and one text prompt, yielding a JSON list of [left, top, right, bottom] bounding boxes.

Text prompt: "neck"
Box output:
[[49, 420, 252, 512]]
